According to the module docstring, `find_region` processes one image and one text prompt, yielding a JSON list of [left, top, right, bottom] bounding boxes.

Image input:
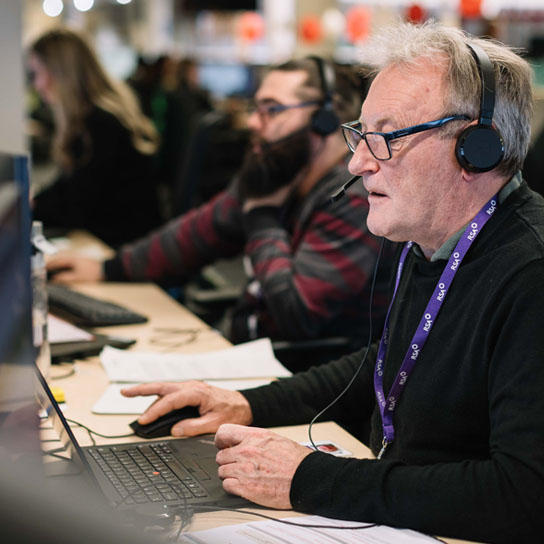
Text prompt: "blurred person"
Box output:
[[127, 54, 204, 209], [176, 57, 213, 114], [121, 23, 543, 543], [523, 125, 544, 196], [48, 58, 396, 369], [28, 28, 161, 247]]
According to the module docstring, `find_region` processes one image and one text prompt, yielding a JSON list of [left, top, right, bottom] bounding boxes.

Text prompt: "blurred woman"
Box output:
[[28, 28, 162, 247]]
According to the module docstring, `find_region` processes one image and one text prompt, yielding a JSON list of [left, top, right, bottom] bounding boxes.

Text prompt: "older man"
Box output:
[[122, 23, 544, 543], [49, 58, 392, 367]]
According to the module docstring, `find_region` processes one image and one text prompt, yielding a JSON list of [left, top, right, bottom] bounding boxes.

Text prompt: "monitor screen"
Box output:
[[0, 153, 40, 476], [198, 63, 255, 99]]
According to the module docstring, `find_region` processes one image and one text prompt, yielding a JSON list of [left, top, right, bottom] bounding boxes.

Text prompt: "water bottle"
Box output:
[[31, 221, 55, 377]]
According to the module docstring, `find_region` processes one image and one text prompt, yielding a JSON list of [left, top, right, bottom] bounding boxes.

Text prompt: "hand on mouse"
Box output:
[[46, 254, 104, 283], [121, 381, 253, 437]]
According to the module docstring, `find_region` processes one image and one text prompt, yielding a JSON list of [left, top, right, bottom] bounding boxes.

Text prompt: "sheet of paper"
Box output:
[[178, 514, 439, 543], [92, 378, 273, 415], [99, 338, 291, 383], [92, 384, 157, 414], [48, 314, 94, 344]]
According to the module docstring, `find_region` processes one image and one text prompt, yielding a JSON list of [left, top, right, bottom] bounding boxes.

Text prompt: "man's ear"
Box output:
[[461, 167, 482, 183]]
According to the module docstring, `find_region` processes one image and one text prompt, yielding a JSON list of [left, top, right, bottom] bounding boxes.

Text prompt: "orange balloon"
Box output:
[[406, 4, 426, 24], [300, 14, 322, 43], [237, 11, 265, 42], [459, 0, 482, 19], [346, 6, 371, 44]]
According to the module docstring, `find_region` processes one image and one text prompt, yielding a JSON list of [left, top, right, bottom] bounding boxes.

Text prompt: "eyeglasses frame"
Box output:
[[250, 99, 321, 120], [341, 115, 471, 160]]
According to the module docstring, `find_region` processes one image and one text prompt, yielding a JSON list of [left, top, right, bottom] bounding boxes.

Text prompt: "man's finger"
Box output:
[[137, 393, 182, 424], [221, 477, 244, 498], [214, 423, 252, 450], [215, 444, 239, 466], [121, 382, 178, 398], [51, 270, 76, 283]]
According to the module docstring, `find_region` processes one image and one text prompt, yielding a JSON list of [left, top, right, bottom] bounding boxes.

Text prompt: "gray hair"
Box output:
[[358, 21, 534, 177]]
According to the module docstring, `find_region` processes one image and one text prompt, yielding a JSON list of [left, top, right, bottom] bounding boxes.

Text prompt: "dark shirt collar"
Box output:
[[412, 172, 522, 262]]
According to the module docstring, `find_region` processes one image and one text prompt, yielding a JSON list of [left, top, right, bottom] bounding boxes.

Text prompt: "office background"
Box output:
[[1, 0, 543, 160]]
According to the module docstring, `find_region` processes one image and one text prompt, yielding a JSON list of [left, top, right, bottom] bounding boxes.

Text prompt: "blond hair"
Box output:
[[30, 28, 158, 171], [358, 21, 534, 176]]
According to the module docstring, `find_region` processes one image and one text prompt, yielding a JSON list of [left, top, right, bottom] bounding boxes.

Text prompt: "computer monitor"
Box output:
[[198, 63, 256, 99], [0, 154, 159, 543], [0, 153, 41, 477]]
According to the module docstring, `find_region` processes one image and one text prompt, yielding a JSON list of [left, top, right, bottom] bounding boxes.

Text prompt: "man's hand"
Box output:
[[121, 381, 253, 437], [46, 255, 104, 283], [215, 424, 312, 509]]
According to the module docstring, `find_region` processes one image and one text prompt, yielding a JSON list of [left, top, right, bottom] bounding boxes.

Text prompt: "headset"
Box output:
[[455, 43, 505, 173], [308, 56, 340, 137]]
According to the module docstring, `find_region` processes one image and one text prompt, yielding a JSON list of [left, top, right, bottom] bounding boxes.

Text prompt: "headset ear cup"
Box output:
[[311, 108, 339, 137], [455, 124, 505, 173]]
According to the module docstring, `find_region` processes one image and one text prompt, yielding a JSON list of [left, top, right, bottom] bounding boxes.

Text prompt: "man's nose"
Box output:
[[246, 110, 264, 132], [348, 139, 380, 177]]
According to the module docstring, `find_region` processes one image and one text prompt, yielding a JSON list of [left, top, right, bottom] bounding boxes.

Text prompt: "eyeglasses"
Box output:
[[249, 100, 320, 120], [341, 115, 471, 160]]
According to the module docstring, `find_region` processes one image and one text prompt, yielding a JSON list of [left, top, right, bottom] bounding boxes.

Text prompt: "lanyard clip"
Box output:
[[377, 437, 388, 460]]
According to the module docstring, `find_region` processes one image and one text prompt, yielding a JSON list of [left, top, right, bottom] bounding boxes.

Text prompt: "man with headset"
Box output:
[[122, 23, 543, 543], [49, 58, 393, 368]]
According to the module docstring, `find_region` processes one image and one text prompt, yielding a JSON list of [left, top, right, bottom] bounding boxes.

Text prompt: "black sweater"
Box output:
[[242, 180, 544, 543], [33, 107, 161, 247]]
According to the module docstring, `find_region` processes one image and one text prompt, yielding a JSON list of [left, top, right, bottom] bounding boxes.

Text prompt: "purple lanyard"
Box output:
[[374, 195, 498, 459]]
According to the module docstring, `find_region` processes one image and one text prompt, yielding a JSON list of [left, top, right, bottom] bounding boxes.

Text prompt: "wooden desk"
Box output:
[[48, 275, 479, 544], [50, 282, 231, 440]]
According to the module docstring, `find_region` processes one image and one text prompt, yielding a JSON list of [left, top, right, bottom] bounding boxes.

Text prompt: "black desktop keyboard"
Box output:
[[47, 284, 148, 327], [87, 443, 208, 505]]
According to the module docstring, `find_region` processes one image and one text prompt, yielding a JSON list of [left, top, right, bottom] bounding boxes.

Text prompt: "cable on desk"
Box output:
[[65, 417, 135, 447], [149, 327, 210, 350], [113, 482, 377, 538], [185, 505, 378, 531], [50, 366, 77, 380], [307, 237, 386, 451]]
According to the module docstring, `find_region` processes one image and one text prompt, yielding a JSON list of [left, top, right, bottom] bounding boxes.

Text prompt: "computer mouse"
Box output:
[[129, 406, 201, 439]]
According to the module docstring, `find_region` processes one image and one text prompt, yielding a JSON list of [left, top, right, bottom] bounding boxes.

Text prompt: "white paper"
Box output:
[[99, 338, 291, 383], [92, 384, 157, 414], [92, 378, 274, 415], [179, 514, 439, 543], [48, 314, 94, 344]]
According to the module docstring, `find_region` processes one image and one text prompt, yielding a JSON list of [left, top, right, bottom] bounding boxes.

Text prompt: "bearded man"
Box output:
[[48, 58, 393, 369]]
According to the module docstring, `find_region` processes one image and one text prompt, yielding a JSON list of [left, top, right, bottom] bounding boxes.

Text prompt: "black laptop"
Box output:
[[36, 367, 248, 514]]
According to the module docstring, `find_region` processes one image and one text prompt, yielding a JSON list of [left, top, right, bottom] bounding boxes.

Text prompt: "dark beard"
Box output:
[[237, 127, 312, 201]]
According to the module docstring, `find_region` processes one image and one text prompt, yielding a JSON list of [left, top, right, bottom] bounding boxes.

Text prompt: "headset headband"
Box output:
[[467, 43, 496, 127]]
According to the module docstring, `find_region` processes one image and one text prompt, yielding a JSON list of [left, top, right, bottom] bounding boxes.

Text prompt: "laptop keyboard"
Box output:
[[87, 442, 209, 505]]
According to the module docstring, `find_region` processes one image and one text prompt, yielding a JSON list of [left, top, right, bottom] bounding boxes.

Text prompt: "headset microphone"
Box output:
[[331, 175, 361, 202]]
